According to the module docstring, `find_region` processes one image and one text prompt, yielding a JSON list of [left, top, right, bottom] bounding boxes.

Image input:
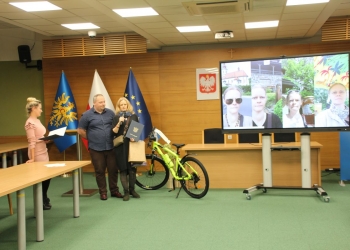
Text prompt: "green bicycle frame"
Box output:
[[150, 140, 196, 181]]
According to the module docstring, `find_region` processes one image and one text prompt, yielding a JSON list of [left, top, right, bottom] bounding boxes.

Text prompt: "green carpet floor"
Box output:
[[1, 171, 349, 250]]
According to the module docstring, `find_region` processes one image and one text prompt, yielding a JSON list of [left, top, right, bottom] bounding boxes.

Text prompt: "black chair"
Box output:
[[238, 133, 260, 143], [273, 133, 296, 143], [203, 128, 225, 144]]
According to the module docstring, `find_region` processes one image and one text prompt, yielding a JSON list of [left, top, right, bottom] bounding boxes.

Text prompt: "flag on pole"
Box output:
[[82, 70, 115, 149], [48, 71, 78, 152], [124, 68, 153, 140], [86, 70, 116, 111]]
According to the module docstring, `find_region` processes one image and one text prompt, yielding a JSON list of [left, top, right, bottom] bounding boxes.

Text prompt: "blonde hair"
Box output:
[[115, 97, 135, 114], [26, 97, 41, 116]]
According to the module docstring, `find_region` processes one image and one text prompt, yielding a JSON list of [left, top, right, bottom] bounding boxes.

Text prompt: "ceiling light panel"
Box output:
[[245, 21, 279, 29], [61, 23, 100, 30], [286, 0, 329, 6], [113, 7, 158, 17], [176, 25, 210, 32], [9, 1, 61, 12]]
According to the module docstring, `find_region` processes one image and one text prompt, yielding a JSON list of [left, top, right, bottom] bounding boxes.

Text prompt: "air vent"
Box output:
[[42, 34, 147, 58], [183, 1, 250, 16], [322, 17, 350, 42]]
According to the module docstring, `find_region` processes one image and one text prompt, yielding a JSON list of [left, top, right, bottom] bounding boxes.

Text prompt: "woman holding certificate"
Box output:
[[112, 97, 141, 201], [24, 97, 52, 210]]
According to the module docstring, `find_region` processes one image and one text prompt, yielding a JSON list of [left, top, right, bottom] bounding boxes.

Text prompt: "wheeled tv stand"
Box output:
[[243, 133, 330, 202]]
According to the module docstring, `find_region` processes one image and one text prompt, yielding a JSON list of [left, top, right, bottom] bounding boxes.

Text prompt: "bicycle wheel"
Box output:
[[135, 154, 169, 190], [178, 156, 209, 199]]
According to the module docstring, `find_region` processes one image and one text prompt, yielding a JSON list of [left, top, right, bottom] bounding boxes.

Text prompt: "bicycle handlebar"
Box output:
[[148, 127, 171, 144]]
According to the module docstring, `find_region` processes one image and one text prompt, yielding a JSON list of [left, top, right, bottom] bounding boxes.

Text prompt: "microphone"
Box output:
[[119, 112, 125, 125]]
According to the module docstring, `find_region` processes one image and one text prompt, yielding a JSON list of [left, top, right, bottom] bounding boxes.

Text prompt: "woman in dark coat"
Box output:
[[112, 97, 140, 201]]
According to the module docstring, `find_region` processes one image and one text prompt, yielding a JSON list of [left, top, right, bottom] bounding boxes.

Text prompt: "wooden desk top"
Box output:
[[0, 161, 90, 197], [0, 142, 28, 154], [182, 142, 323, 151]]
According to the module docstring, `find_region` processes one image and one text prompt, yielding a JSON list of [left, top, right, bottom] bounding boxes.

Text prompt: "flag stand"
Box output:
[[61, 150, 72, 177], [62, 130, 98, 197]]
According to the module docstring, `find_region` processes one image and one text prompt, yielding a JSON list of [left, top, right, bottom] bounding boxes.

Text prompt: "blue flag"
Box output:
[[48, 71, 78, 152], [124, 69, 152, 140]]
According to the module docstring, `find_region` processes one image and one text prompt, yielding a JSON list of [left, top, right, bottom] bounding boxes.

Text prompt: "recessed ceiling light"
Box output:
[[176, 26, 210, 32], [113, 7, 158, 17], [61, 23, 100, 30], [245, 21, 279, 29], [286, 0, 329, 6], [9, 1, 61, 12]]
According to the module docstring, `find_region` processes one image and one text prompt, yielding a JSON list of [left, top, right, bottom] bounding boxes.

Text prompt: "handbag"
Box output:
[[128, 140, 146, 164], [113, 135, 124, 147]]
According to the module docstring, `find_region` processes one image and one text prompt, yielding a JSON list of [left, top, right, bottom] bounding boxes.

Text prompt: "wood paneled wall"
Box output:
[[42, 40, 350, 171]]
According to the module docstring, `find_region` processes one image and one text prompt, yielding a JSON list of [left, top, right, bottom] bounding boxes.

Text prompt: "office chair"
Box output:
[[238, 133, 260, 143], [203, 128, 225, 144], [273, 132, 296, 143]]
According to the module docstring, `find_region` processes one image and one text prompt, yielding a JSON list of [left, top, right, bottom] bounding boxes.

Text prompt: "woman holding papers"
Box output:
[[112, 97, 140, 201], [24, 97, 52, 210]]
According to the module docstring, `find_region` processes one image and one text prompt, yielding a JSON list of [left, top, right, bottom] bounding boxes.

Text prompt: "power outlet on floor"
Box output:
[[228, 135, 232, 140]]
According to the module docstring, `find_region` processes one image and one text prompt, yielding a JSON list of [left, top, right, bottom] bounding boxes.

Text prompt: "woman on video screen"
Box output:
[[315, 83, 349, 127], [283, 90, 306, 128], [251, 84, 282, 128], [223, 85, 252, 128]]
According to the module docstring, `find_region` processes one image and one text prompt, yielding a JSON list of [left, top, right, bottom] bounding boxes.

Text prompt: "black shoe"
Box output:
[[43, 197, 52, 209], [130, 190, 140, 198], [43, 203, 51, 210]]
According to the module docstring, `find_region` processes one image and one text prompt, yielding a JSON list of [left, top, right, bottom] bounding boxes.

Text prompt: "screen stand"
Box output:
[[243, 132, 330, 202]]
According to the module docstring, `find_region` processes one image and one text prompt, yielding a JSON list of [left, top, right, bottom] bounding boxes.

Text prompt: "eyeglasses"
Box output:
[[225, 98, 242, 105]]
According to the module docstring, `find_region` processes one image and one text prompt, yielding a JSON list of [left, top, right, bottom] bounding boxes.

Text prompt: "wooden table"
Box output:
[[0, 142, 28, 215], [0, 160, 91, 250], [0, 142, 28, 167], [182, 142, 322, 188]]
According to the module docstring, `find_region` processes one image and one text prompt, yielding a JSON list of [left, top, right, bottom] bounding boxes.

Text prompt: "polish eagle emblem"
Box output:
[[199, 74, 216, 93]]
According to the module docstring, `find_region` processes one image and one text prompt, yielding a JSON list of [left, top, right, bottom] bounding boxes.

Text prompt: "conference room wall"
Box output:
[[0, 40, 347, 171], [39, 40, 350, 172], [0, 61, 44, 137]]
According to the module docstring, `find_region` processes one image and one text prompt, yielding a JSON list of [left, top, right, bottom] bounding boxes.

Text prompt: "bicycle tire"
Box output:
[[178, 156, 209, 199], [135, 154, 170, 190]]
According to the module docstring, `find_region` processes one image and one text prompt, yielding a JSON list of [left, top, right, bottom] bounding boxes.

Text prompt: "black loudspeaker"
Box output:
[[18, 45, 32, 63]]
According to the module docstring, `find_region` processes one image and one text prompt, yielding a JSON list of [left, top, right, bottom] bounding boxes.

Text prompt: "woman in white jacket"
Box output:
[[315, 83, 349, 127]]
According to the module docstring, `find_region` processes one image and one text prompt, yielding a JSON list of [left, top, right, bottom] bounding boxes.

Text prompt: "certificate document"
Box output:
[[125, 120, 144, 141]]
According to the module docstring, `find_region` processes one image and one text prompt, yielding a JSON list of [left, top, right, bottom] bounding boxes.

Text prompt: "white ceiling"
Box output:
[[0, 0, 349, 50]]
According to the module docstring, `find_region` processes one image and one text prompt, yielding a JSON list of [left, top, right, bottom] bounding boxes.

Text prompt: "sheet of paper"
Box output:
[[48, 126, 67, 136], [45, 163, 66, 167], [39, 126, 67, 140]]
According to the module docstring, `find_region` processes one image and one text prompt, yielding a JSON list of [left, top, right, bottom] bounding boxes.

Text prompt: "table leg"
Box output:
[[34, 183, 44, 241], [73, 169, 80, 218], [13, 150, 17, 165], [17, 189, 26, 250], [2, 152, 7, 168]]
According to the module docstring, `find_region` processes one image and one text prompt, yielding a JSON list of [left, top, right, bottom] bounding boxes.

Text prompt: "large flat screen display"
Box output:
[[220, 52, 350, 134]]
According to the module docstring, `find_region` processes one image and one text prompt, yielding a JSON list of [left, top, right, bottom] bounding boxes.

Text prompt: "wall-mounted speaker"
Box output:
[[18, 45, 32, 63], [37, 60, 42, 70]]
